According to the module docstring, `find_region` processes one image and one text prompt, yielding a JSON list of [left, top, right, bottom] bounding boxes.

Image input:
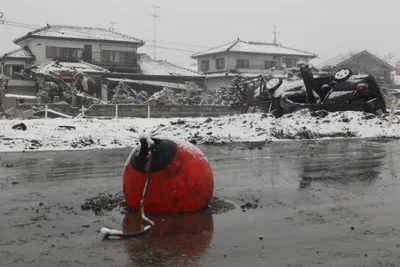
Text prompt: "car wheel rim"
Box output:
[[267, 78, 280, 89], [335, 69, 350, 80]]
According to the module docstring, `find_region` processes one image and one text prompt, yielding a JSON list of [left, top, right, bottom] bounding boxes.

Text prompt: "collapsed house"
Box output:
[[102, 53, 206, 103]]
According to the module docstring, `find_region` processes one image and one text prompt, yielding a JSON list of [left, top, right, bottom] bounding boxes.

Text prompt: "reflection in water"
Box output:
[[298, 142, 387, 189], [123, 212, 214, 267]]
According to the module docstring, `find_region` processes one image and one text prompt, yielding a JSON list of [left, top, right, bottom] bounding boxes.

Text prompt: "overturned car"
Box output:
[[255, 66, 389, 118]]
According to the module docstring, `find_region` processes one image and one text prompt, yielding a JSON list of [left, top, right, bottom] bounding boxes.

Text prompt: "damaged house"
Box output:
[[103, 53, 205, 102], [318, 50, 395, 84], [0, 24, 206, 109], [191, 38, 317, 89], [0, 24, 145, 108]]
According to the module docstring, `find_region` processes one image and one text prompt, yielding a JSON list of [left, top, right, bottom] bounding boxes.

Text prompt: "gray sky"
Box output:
[[1, 0, 399, 66]]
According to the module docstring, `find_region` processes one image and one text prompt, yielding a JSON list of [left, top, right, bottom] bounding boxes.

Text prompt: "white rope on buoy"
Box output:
[[100, 133, 155, 239]]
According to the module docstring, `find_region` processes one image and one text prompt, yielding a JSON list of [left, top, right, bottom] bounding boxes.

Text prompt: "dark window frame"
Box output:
[[282, 57, 299, 68], [46, 46, 84, 59], [264, 60, 277, 69], [101, 50, 135, 65], [236, 59, 249, 69], [216, 58, 225, 69], [201, 60, 209, 71]]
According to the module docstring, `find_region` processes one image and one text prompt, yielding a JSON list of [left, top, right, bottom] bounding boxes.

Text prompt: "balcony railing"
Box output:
[[91, 52, 137, 67]]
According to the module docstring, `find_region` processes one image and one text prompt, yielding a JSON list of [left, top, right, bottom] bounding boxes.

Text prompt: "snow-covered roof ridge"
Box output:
[[191, 40, 238, 58], [137, 54, 204, 77], [317, 50, 360, 69], [159, 60, 203, 76], [0, 46, 35, 60], [192, 38, 317, 58], [14, 24, 144, 45], [318, 50, 395, 71]]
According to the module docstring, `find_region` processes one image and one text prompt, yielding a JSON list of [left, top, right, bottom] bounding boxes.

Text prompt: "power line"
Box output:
[[0, 18, 210, 53], [0, 19, 202, 54], [6, 20, 41, 28], [2, 21, 39, 30], [142, 44, 197, 53], [0, 21, 331, 58], [143, 39, 210, 49]]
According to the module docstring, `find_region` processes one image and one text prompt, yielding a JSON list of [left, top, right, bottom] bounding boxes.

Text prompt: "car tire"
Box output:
[[266, 78, 283, 92], [333, 68, 353, 82]]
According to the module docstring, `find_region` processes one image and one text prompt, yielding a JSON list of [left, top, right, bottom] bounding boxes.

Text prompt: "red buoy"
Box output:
[[123, 137, 214, 213]]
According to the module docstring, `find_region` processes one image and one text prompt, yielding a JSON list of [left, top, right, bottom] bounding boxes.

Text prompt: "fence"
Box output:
[[82, 104, 243, 118]]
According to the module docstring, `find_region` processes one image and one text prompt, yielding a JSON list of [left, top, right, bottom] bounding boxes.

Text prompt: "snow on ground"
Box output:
[[0, 110, 399, 152]]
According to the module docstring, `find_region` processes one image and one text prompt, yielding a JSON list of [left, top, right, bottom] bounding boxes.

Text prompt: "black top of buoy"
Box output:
[[130, 138, 176, 173]]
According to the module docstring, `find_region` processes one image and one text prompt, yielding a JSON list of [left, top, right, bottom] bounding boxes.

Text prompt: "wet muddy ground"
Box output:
[[1, 139, 400, 266]]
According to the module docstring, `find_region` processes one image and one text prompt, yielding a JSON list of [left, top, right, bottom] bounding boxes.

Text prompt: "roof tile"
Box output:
[[192, 39, 316, 58], [15, 24, 143, 44]]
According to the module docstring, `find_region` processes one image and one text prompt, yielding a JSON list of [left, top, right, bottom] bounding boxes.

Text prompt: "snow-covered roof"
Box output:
[[14, 24, 144, 45], [318, 50, 395, 71], [0, 47, 35, 61], [138, 54, 204, 77], [192, 39, 317, 58], [317, 51, 360, 69], [31, 60, 109, 75]]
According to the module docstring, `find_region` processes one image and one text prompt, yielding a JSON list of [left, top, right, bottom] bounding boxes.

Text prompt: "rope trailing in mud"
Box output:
[[100, 137, 155, 239], [140, 142, 156, 229]]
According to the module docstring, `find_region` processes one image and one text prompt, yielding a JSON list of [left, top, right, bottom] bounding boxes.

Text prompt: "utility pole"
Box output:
[[151, 5, 160, 59], [273, 25, 279, 45], [109, 21, 117, 31]]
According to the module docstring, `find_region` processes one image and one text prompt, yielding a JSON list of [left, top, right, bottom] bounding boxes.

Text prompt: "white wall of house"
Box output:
[[19, 38, 140, 64], [196, 53, 312, 74]]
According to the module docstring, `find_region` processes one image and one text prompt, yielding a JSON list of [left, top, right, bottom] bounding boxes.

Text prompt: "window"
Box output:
[[264, 61, 276, 69], [4, 66, 10, 76], [11, 65, 24, 74], [46, 46, 57, 58], [59, 47, 68, 58], [46, 46, 84, 59], [101, 50, 136, 65], [236, 59, 249, 69], [201, 60, 209, 71], [125, 52, 135, 64], [3, 65, 24, 77], [282, 57, 299, 68], [216, 58, 225, 69]]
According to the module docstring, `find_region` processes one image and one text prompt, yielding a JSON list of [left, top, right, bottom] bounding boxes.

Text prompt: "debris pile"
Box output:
[[110, 82, 239, 106]]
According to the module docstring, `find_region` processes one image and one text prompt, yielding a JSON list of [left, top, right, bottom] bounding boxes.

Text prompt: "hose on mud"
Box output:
[[101, 140, 156, 239]]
